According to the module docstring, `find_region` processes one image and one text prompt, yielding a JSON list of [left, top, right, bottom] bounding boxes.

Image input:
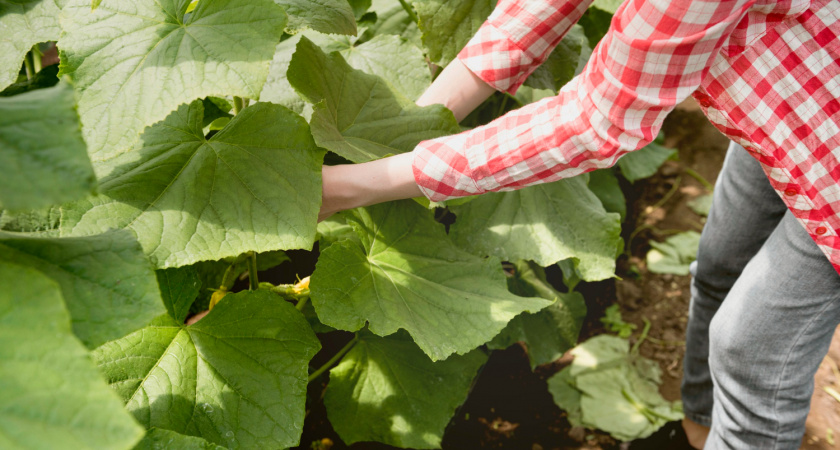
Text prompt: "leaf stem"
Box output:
[[396, 0, 418, 23], [233, 96, 245, 115], [248, 251, 259, 290], [683, 167, 714, 191], [309, 335, 358, 383], [31, 45, 42, 73], [23, 54, 34, 80], [296, 295, 310, 311], [631, 317, 652, 354]]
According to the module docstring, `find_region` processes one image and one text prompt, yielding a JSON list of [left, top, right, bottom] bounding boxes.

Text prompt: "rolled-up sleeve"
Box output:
[[414, 0, 755, 202]]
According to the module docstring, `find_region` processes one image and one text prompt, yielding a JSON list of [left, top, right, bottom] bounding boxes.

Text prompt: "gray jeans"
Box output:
[[680, 142, 840, 449]]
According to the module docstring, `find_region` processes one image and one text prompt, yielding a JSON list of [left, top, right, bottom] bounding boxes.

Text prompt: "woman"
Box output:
[[320, 0, 840, 447]]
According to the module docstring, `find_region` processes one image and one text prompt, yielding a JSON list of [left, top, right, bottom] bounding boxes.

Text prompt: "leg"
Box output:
[[681, 142, 788, 429], [705, 211, 840, 448]]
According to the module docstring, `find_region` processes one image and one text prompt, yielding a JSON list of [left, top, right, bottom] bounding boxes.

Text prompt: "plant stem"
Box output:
[[396, 0, 418, 23], [296, 295, 309, 311], [683, 167, 714, 191], [247, 251, 258, 290], [233, 96, 245, 115], [23, 54, 34, 80], [495, 94, 510, 118], [631, 317, 652, 354], [31, 45, 42, 73], [308, 336, 358, 383]]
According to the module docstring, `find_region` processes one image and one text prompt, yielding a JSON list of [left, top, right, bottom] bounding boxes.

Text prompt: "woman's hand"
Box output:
[[319, 152, 423, 221]]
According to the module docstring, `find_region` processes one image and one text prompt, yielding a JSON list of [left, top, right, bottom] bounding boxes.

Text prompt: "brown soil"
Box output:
[[292, 98, 840, 449]]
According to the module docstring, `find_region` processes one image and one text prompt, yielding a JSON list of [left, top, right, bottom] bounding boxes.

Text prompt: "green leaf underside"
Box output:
[[646, 231, 701, 276], [0, 82, 95, 211], [60, 100, 325, 269], [310, 200, 551, 361], [0, 229, 164, 348], [275, 0, 356, 35], [134, 428, 225, 450], [488, 261, 585, 369], [0, 0, 61, 90], [548, 335, 683, 441], [617, 141, 677, 182], [0, 261, 144, 450], [450, 177, 622, 282], [414, 0, 495, 66], [524, 25, 591, 93], [288, 36, 459, 163], [59, 0, 287, 160], [365, 0, 422, 48], [591, 0, 624, 14], [261, 33, 429, 119], [587, 169, 627, 220], [326, 331, 487, 448], [93, 290, 321, 449]]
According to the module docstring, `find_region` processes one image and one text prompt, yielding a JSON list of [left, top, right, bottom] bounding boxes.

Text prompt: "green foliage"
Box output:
[[0, 229, 164, 347], [548, 335, 683, 441], [449, 178, 622, 281], [60, 100, 325, 269], [0, 82, 95, 211], [288, 36, 459, 162], [276, 0, 357, 35], [524, 25, 591, 93], [0, 0, 660, 447], [94, 290, 320, 449], [59, 0, 288, 159], [688, 193, 713, 216], [134, 429, 225, 450], [325, 331, 487, 448], [310, 200, 552, 361], [601, 304, 637, 338], [0, 0, 61, 90], [646, 231, 701, 275], [488, 261, 586, 368], [0, 261, 145, 450], [617, 139, 678, 182], [414, 0, 495, 65]]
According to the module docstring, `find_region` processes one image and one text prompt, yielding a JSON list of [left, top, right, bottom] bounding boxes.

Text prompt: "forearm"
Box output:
[[415, 59, 495, 122], [319, 152, 421, 221]]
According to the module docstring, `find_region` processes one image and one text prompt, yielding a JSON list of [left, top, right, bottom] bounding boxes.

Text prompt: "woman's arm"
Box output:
[[320, 0, 593, 219], [414, 0, 755, 202]]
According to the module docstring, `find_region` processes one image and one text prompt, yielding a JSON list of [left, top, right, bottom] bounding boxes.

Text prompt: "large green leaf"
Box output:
[[450, 177, 622, 281], [0, 261, 144, 450], [0, 82, 95, 211], [60, 100, 325, 269], [134, 429, 224, 450], [157, 266, 201, 323], [413, 0, 494, 65], [558, 335, 683, 441], [94, 290, 321, 449], [261, 32, 429, 118], [365, 0, 422, 48], [0, 229, 164, 348], [59, 0, 287, 159], [310, 200, 551, 361], [0, 0, 61, 90], [325, 331, 487, 448], [275, 0, 356, 35], [488, 261, 586, 369], [524, 25, 591, 93], [287, 36, 459, 162]]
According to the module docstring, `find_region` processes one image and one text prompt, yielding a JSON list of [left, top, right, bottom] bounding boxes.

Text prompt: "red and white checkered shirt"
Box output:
[[411, 0, 840, 273]]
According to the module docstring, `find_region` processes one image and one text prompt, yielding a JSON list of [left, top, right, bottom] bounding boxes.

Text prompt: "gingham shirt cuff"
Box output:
[[412, 134, 485, 202], [457, 23, 536, 95]]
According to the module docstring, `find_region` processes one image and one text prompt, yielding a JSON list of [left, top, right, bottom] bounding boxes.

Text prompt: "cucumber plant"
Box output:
[[0, 0, 673, 448]]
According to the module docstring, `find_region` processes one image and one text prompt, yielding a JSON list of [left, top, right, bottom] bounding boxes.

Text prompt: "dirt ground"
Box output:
[[291, 99, 840, 449]]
